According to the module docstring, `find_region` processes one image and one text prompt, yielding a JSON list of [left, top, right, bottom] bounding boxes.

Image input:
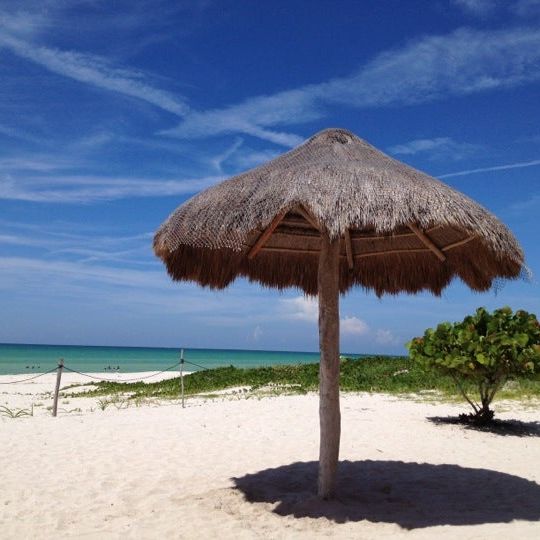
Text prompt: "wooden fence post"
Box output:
[[180, 349, 185, 408], [52, 358, 64, 417]]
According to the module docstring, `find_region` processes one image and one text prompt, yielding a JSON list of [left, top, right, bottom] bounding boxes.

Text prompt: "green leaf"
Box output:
[[476, 353, 488, 365]]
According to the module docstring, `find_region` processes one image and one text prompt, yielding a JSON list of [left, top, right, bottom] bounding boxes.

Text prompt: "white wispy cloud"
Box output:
[[439, 158, 540, 178], [0, 9, 50, 38], [252, 325, 263, 341], [375, 329, 399, 346], [232, 148, 281, 169], [165, 26, 540, 145], [0, 32, 190, 116], [0, 155, 76, 172], [0, 219, 152, 242], [207, 139, 281, 173], [161, 90, 310, 147], [0, 222, 156, 265], [388, 137, 481, 160], [0, 255, 235, 316], [70, 130, 195, 158], [0, 255, 278, 318], [281, 296, 388, 340], [161, 87, 317, 146], [0, 123, 47, 145], [282, 296, 319, 322], [0, 256, 167, 289], [0, 233, 53, 249], [4, 22, 540, 150], [452, 0, 497, 16], [209, 138, 244, 173], [0, 174, 222, 203], [341, 316, 369, 336], [453, 0, 540, 18]]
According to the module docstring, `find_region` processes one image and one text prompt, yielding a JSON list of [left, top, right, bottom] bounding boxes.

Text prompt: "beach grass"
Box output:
[[0, 404, 34, 418], [68, 356, 540, 402]]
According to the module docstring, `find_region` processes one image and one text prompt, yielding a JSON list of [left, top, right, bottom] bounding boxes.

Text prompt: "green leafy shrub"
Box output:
[[407, 307, 540, 423]]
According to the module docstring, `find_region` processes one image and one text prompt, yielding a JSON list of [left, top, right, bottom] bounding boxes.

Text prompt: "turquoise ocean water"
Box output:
[[0, 343, 368, 375]]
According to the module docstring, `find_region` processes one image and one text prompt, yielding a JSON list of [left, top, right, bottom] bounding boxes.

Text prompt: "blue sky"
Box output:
[[1, 0, 539, 354]]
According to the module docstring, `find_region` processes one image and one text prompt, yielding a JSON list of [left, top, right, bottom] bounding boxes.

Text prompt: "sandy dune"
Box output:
[[2, 377, 540, 539]]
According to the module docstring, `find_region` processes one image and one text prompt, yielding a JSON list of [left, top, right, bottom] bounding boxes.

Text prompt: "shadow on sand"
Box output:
[[428, 416, 540, 437], [233, 460, 540, 529]]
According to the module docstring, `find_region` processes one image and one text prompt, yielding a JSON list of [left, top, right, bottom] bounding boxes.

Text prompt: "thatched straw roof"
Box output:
[[154, 128, 524, 296]]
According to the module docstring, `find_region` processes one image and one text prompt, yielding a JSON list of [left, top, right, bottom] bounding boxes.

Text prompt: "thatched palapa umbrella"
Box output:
[[154, 128, 524, 498]]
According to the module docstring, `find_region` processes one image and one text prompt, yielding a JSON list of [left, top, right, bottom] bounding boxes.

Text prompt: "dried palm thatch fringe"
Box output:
[[154, 128, 524, 295]]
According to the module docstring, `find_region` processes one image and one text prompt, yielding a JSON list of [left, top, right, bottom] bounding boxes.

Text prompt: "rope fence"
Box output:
[[183, 359, 210, 371], [0, 367, 58, 385], [0, 350, 210, 416], [63, 362, 184, 383]]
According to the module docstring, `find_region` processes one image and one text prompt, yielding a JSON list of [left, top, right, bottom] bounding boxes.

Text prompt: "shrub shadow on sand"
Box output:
[[428, 416, 540, 437], [233, 460, 540, 529]]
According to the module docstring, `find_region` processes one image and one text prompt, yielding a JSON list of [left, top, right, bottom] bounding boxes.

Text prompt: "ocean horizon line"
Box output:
[[0, 341, 322, 354], [0, 343, 405, 376]]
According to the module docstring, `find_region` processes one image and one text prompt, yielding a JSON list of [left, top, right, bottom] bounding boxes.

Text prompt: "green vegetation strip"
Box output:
[[68, 356, 540, 401]]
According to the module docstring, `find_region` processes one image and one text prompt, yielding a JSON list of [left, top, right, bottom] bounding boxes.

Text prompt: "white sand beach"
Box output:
[[0, 372, 182, 415], [2, 374, 540, 539]]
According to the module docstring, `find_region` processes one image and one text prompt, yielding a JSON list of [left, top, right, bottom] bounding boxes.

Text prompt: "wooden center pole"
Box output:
[[317, 234, 341, 499], [52, 358, 64, 418], [180, 349, 185, 408]]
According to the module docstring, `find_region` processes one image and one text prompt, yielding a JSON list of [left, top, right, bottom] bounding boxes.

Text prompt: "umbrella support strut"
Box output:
[[317, 234, 341, 499]]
